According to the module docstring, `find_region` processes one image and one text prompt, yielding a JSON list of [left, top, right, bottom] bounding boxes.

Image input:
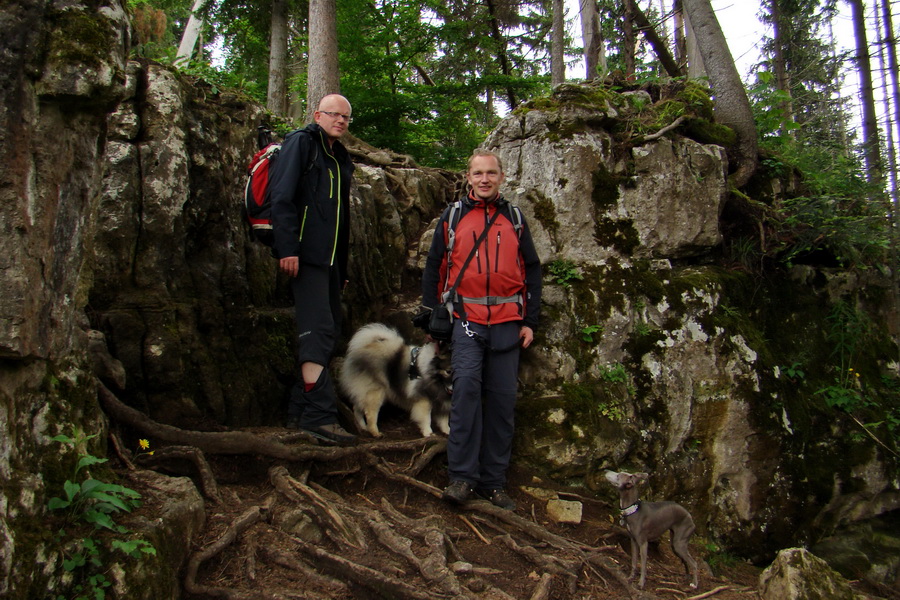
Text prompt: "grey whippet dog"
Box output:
[[605, 470, 698, 590]]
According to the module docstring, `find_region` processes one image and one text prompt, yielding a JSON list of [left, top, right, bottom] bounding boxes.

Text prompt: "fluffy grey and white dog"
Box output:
[[339, 323, 452, 438]]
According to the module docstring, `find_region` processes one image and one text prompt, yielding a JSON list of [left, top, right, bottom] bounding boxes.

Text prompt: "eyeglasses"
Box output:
[[319, 110, 353, 123]]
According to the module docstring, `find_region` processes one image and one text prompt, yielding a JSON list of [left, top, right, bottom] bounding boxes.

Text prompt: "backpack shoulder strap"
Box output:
[[445, 200, 463, 254], [508, 203, 524, 238]]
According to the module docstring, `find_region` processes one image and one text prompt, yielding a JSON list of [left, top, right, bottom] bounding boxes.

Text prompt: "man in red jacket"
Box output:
[[422, 151, 542, 510]]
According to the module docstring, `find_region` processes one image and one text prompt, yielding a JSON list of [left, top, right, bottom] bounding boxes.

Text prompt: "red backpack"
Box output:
[[243, 127, 317, 246]]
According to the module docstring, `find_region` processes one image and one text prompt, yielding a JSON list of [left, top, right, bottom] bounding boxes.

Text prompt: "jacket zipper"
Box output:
[[472, 231, 482, 274], [495, 231, 501, 272], [299, 206, 309, 240], [321, 131, 341, 267], [484, 206, 492, 324]]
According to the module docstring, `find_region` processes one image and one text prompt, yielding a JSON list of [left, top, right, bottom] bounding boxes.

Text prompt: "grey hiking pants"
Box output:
[[447, 319, 521, 490]]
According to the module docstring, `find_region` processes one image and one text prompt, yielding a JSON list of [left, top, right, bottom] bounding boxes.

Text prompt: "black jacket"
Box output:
[[268, 123, 355, 280]]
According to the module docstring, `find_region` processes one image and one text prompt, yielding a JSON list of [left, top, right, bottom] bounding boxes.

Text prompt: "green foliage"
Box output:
[[702, 540, 740, 575], [599, 363, 628, 384], [580, 324, 602, 343], [548, 259, 584, 288], [48, 430, 156, 600]]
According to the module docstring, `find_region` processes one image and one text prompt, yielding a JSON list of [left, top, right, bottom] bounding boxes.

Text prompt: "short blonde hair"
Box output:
[[467, 150, 504, 173]]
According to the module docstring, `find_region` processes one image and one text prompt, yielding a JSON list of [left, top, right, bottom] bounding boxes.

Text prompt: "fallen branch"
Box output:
[[687, 585, 730, 600], [629, 115, 687, 146]]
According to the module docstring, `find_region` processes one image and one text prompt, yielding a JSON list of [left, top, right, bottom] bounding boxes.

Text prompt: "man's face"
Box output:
[[466, 155, 505, 202], [314, 96, 352, 141]]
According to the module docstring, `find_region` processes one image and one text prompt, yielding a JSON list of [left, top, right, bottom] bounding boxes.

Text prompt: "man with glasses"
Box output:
[[422, 150, 542, 509], [269, 94, 357, 445]]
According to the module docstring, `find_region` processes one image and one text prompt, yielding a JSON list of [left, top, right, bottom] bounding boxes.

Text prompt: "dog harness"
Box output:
[[408, 347, 422, 380], [619, 501, 640, 525]]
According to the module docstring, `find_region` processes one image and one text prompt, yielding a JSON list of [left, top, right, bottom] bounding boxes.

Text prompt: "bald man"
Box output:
[[268, 94, 356, 444]]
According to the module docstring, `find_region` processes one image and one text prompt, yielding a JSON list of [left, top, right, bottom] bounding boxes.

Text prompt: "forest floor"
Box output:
[[108, 399, 895, 600]]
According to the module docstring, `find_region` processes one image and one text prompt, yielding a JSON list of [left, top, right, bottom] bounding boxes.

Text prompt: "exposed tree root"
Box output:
[[99, 382, 674, 599], [183, 506, 268, 599], [136, 445, 222, 503]]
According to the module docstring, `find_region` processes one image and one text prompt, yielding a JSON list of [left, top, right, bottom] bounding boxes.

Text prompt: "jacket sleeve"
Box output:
[[268, 131, 311, 260], [518, 217, 542, 330], [421, 209, 451, 308]]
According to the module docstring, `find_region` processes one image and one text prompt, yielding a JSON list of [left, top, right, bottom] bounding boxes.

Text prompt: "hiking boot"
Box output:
[[302, 423, 357, 445], [442, 480, 473, 505], [477, 488, 516, 510]]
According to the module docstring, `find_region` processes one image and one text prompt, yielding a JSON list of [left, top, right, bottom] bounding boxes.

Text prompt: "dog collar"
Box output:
[[619, 501, 640, 525], [408, 347, 422, 380]]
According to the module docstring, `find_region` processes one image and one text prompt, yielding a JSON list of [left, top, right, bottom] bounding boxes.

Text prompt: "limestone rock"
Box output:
[[759, 548, 866, 600], [546, 499, 583, 524]]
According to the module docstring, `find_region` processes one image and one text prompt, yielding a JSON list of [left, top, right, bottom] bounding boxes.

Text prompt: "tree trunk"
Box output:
[[175, 0, 206, 67], [579, 0, 603, 79], [683, 4, 706, 78], [626, 0, 683, 77], [847, 0, 884, 187], [552, 0, 566, 85], [267, 0, 289, 116], [682, 0, 757, 186], [769, 0, 795, 132], [876, 0, 900, 351], [623, 0, 635, 77], [673, 0, 687, 68], [485, 0, 517, 109], [307, 0, 341, 122]]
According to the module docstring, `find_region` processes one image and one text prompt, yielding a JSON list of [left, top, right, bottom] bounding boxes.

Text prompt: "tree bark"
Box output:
[[682, 0, 758, 187], [307, 0, 341, 122], [623, 0, 636, 77], [769, 0, 795, 132], [579, 0, 603, 79], [673, 0, 687, 68], [552, 0, 566, 85], [267, 0, 289, 116], [175, 0, 206, 67], [626, 0, 684, 77], [847, 0, 884, 187], [486, 0, 518, 109], [683, 4, 706, 79]]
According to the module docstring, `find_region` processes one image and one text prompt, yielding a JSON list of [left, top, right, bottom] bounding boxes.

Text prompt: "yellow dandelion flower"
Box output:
[[138, 439, 150, 450]]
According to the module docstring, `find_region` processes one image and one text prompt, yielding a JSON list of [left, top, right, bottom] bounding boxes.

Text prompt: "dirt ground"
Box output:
[[119, 407, 891, 600]]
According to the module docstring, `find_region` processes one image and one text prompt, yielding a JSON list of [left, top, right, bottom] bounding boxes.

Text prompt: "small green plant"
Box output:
[[581, 324, 602, 343], [599, 363, 628, 384], [548, 259, 584, 288], [48, 431, 156, 600], [702, 540, 740, 574], [777, 362, 806, 381]]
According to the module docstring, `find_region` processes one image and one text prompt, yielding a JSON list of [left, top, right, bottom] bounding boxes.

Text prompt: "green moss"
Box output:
[[47, 9, 114, 70], [590, 164, 623, 212], [594, 217, 640, 255], [674, 80, 715, 120], [527, 189, 560, 243], [682, 117, 737, 147]]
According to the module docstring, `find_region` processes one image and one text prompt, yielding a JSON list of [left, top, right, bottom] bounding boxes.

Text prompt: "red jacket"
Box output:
[[422, 193, 541, 328]]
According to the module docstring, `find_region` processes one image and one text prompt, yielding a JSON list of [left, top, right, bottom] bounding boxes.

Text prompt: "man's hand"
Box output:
[[520, 326, 534, 348], [279, 256, 300, 277]]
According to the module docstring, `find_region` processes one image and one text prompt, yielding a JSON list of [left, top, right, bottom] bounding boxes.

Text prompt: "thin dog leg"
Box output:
[[671, 528, 698, 588]]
